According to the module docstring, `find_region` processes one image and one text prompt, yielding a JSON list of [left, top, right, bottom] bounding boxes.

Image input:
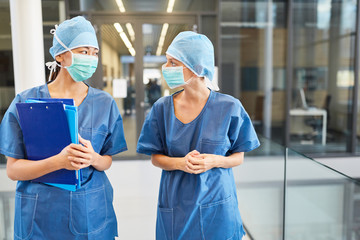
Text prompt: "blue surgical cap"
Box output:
[[49, 16, 99, 59], [166, 31, 215, 81]]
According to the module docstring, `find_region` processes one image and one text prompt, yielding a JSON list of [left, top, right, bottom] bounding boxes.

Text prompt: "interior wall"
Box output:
[[101, 40, 124, 114]]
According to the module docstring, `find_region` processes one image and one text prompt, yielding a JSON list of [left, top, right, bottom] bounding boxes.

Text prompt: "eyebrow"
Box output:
[[77, 47, 99, 52], [168, 57, 179, 62]]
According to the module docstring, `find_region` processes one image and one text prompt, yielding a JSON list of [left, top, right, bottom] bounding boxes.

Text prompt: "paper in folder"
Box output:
[[16, 98, 82, 191]]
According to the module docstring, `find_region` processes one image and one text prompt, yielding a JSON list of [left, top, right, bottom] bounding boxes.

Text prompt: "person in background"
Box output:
[[137, 31, 260, 239], [0, 16, 127, 239]]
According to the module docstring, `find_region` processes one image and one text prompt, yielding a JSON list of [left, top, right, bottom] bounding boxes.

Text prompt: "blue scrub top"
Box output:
[[0, 84, 127, 240], [137, 89, 260, 240]]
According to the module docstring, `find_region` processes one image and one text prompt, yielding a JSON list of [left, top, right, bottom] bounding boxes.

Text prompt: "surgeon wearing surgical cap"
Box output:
[[0, 16, 127, 239], [137, 31, 260, 240]]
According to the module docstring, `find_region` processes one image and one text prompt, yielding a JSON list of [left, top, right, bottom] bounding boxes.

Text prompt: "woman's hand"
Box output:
[[181, 150, 202, 174], [66, 135, 99, 170], [186, 152, 218, 174]]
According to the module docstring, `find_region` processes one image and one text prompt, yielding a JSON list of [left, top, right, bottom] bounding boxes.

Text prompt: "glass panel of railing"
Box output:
[[285, 148, 360, 239], [0, 165, 16, 240], [234, 136, 285, 240]]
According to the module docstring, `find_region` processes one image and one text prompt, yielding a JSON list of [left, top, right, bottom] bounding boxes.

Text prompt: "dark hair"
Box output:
[[47, 62, 61, 84]]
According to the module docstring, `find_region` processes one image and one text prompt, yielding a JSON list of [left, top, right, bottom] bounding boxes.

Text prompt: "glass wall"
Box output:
[[69, 0, 216, 13], [290, 0, 357, 155], [1, 0, 360, 162], [358, 80, 360, 153], [221, 0, 287, 144]]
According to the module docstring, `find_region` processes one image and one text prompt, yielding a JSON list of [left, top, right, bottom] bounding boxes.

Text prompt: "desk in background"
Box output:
[[289, 108, 327, 145]]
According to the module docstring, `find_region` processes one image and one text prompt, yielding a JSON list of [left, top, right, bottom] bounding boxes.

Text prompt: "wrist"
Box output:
[[175, 157, 186, 171], [215, 155, 226, 168], [91, 152, 101, 167], [49, 154, 63, 171]]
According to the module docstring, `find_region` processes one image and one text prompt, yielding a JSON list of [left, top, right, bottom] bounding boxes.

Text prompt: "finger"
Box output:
[[186, 160, 200, 171], [190, 150, 200, 155], [78, 135, 91, 147], [68, 156, 91, 164], [193, 169, 205, 174], [70, 161, 82, 170], [188, 156, 203, 165], [69, 144, 91, 153], [187, 163, 203, 171], [185, 165, 198, 174], [67, 148, 91, 159], [186, 159, 204, 171]]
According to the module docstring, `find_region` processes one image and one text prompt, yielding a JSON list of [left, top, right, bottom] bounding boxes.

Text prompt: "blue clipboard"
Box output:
[[16, 99, 81, 191]]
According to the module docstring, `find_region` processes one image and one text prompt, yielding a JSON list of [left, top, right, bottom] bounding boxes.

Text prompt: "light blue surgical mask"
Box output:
[[46, 32, 99, 82], [65, 52, 98, 82], [162, 64, 186, 89]]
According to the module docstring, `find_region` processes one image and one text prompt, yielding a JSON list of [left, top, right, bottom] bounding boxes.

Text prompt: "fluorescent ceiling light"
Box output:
[[114, 22, 135, 56], [114, 23, 123, 32], [167, 0, 175, 13], [126, 23, 135, 42], [156, 23, 169, 56], [115, 0, 126, 12], [129, 47, 136, 56], [114, 1, 136, 43]]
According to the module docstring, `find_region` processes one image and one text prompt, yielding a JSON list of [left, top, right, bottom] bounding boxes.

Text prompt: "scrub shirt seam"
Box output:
[[70, 185, 108, 235], [0, 148, 24, 159], [142, 105, 164, 155], [103, 145, 127, 156], [231, 139, 260, 153], [14, 193, 38, 240]]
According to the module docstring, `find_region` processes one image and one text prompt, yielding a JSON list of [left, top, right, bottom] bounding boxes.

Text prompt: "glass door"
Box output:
[[142, 23, 193, 116], [91, 15, 196, 159]]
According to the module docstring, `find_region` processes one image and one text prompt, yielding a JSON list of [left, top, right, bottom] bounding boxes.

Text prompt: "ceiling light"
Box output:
[[156, 23, 169, 56], [126, 23, 135, 42], [114, 22, 135, 56], [167, 0, 175, 13], [115, 0, 126, 12], [114, 23, 123, 32]]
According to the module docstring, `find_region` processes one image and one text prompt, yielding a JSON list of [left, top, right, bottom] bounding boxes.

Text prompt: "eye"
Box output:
[[93, 52, 99, 56], [170, 61, 177, 67], [80, 50, 88, 54]]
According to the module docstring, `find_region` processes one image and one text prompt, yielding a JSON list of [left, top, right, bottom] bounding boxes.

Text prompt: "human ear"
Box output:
[[55, 54, 63, 63]]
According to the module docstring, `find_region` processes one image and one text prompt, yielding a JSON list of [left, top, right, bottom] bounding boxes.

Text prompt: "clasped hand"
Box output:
[[59, 135, 98, 170], [183, 150, 218, 174]]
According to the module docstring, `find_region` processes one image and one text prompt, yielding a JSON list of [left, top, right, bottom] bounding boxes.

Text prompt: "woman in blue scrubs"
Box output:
[[0, 16, 127, 239], [137, 31, 260, 240]]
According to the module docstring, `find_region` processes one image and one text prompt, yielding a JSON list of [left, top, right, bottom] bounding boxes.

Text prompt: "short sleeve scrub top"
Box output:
[[137, 89, 260, 240], [0, 84, 127, 240]]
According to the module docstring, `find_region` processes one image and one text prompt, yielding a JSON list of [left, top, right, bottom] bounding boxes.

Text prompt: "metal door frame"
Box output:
[[74, 13, 198, 158]]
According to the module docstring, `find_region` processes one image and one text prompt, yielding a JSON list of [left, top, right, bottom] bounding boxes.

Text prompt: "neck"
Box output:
[[181, 77, 210, 102], [48, 68, 88, 97]]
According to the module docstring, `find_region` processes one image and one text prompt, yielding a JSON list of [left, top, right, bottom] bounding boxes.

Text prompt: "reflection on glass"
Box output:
[[358, 76, 360, 152], [290, 0, 356, 154], [285, 148, 360, 239], [235, 137, 285, 239], [100, 23, 137, 157], [142, 23, 192, 117], [70, 0, 216, 12], [221, 1, 287, 144]]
